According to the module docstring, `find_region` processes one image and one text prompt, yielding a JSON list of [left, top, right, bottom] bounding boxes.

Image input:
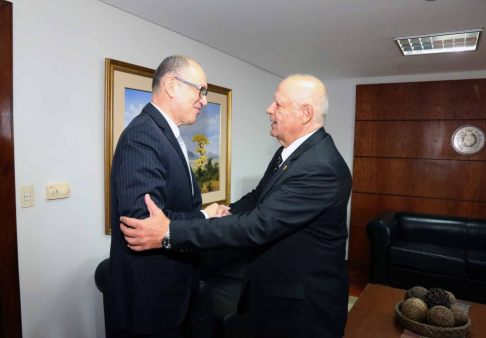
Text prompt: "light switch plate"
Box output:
[[20, 185, 34, 208], [46, 183, 71, 200]]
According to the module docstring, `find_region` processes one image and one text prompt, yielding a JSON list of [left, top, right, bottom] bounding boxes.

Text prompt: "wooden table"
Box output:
[[344, 284, 486, 338]]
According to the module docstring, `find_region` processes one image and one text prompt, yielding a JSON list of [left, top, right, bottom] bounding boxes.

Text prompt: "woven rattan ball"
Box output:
[[446, 291, 458, 304], [404, 286, 428, 301], [450, 304, 468, 326], [427, 306, 455, 328], [424, 288, 451, 308], [401, 298, 428, 322]]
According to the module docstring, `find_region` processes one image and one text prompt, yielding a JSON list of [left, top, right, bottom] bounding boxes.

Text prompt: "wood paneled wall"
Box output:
[[348, 79, 486, 270]]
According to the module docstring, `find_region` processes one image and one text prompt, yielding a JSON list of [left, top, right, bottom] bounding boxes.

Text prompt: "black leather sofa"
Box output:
[[367, 211, 486, 304], [95, 249, 251, 337]]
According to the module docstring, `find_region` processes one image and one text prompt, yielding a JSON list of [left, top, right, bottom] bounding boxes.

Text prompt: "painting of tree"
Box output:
[[105, 58, 231, 233], [193, 133, 209, 168], [181, 102, 221, 193], [191, 133, 220, 192]]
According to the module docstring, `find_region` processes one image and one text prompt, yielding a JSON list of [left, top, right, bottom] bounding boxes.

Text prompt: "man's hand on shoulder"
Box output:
[[120, 194, 169, 252]]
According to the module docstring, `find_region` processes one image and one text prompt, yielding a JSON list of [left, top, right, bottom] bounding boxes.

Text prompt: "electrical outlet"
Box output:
[[46, 183, 71, 200], [20, 185, 34, 208]]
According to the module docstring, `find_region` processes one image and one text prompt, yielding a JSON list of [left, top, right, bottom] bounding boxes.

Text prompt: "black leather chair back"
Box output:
[[94, 258, 213, 338], [94, 258, 110, 337], [398, 212, 468, 249]]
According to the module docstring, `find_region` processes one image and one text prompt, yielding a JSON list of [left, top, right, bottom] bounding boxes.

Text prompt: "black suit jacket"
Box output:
[[170, 128, 352, 337], [107, 103, 205, 334]]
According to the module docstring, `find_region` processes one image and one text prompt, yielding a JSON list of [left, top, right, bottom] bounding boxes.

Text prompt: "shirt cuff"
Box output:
[[200, 210, 209, 219]]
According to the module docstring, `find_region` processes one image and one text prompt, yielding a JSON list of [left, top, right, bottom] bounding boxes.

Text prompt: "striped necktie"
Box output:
[[273, 154, 283, 174]]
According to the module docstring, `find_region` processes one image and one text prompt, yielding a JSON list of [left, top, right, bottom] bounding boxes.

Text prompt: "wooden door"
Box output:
[[0, 1, 22, 337]]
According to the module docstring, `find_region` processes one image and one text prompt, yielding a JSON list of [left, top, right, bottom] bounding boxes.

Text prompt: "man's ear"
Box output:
[[302, 104, 314, 124], [164, 76, 177, 98]]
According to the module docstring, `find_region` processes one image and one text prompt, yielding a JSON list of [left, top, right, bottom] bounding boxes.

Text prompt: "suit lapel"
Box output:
[[258, 156, 288, 203], [142, 103, 193, 187], [259, 147, 284, 187], [258, 128, 327, 203]]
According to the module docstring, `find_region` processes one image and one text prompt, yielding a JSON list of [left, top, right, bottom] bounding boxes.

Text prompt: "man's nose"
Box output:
[[265, 104, 274, 114], [200, 95, 208, 106]]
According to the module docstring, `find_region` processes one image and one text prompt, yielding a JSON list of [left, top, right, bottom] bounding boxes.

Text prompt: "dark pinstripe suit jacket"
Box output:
[[107, 103, 205, 335], [170, 128, 352, 337]]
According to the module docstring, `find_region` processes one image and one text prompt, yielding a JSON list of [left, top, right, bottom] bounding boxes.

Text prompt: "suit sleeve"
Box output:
[[113, 125, 204, 222], [170, 161, 344, 251]]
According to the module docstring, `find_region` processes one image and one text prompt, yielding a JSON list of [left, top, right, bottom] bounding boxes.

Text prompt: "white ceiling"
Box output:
[[100, 0, 486, 80]]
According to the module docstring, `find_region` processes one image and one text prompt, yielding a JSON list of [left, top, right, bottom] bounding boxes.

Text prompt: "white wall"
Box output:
[[13, 0, 281, 337]]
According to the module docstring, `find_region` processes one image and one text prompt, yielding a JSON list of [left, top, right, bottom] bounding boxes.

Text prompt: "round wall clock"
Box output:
[[451, 125, 485, 156]]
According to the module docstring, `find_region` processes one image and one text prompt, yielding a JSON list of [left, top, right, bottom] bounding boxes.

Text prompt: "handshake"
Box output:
[[203, 203, 232, 218]]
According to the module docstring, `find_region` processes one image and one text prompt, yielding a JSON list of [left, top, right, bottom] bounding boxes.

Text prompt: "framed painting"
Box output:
[[104, 58, 232, 234]]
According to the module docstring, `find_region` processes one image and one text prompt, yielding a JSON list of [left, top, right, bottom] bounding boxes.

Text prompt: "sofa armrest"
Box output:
[[366, 211, 400, 284]]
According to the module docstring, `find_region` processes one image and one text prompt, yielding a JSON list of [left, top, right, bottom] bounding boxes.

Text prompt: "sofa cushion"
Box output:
[[467, 221, 486, 250], [467, 250, 486, 282], [389, 241, 466, 278]]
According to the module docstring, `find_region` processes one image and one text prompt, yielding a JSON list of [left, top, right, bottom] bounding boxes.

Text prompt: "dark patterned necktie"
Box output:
[[273, 154, 283, 174]]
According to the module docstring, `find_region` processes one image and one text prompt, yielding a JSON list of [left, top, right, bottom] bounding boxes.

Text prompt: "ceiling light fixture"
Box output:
[[395, 28, 483, 56]]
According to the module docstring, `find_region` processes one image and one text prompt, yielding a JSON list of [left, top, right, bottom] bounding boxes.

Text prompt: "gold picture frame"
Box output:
[[104, 58, 232, 234]]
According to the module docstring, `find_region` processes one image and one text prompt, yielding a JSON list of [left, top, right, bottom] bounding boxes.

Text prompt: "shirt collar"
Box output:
[[281, 129, 319, 163], [150, 102, 180, 138]]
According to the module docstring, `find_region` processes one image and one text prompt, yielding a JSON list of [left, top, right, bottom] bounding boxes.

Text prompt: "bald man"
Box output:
[[121, 75, 352, 337]]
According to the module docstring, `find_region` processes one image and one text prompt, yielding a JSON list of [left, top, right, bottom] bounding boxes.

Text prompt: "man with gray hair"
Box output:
[[121, 74, 352, 337], [107, 55, 221, 338]]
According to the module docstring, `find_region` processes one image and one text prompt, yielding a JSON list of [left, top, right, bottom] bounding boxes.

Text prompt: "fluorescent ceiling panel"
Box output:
[[395, 28, 483, 56]]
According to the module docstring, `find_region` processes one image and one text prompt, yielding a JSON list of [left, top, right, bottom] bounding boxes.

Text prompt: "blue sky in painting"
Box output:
[[180, 103, 221, 156], [124, 88, 221, 156], [125, 88, 151, 127]]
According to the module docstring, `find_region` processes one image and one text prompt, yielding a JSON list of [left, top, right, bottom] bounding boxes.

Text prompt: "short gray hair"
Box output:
[[287, 74, 329, 125], [152, 55, 190, 91]]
